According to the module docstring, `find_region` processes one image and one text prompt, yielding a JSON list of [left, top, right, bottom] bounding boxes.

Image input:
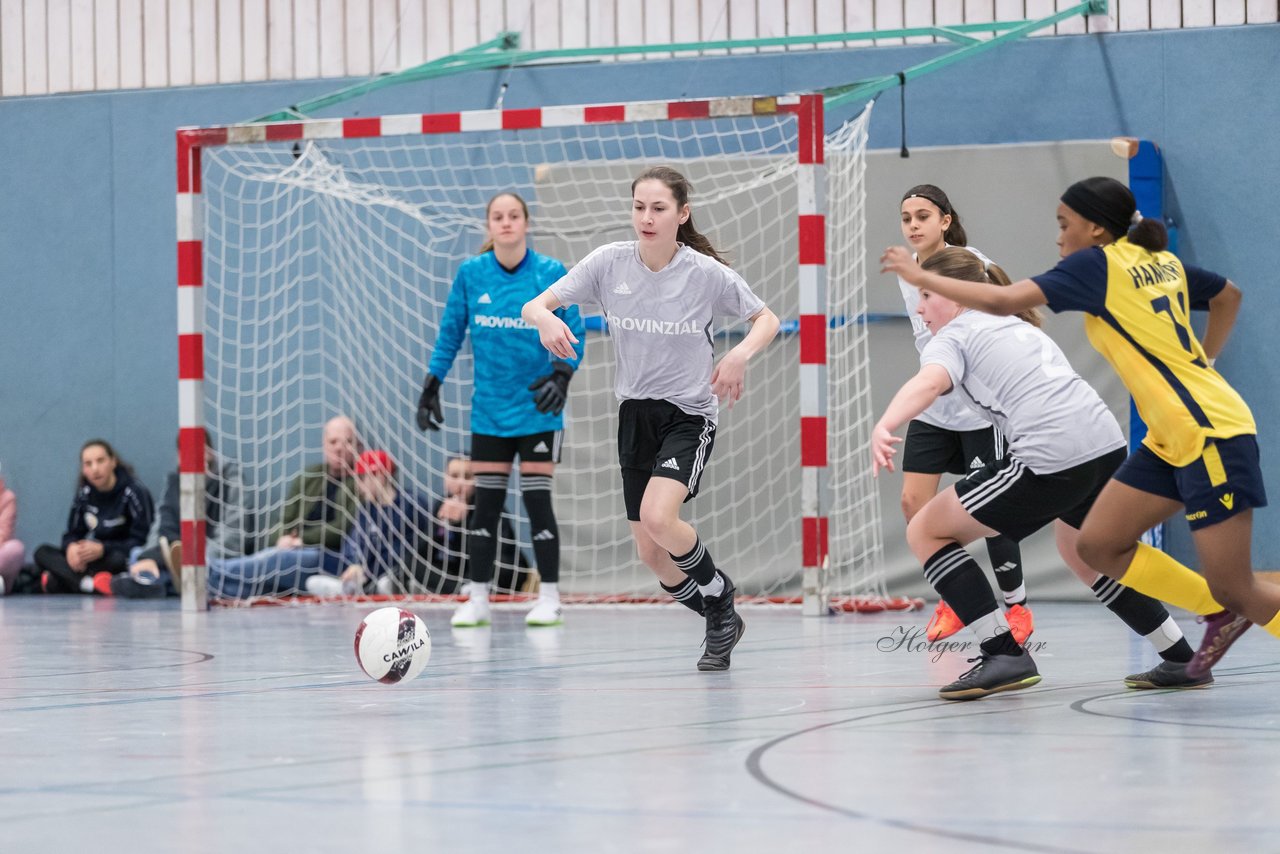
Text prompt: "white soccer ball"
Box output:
[[354, 607, 432, 684]]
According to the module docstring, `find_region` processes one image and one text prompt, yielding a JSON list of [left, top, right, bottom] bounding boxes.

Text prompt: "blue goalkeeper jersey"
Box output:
[[427, 249, 585, 437]]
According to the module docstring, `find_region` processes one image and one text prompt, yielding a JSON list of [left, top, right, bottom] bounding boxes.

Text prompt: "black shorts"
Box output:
[[1114, 435, 1267, 531], [954, 447, 1127, 541], [471, 431, 562, 464], [902, 420, 1006, 476], [617, 399, 716, 522]]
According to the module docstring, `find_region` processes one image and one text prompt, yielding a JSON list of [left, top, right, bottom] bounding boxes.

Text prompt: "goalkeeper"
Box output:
[[417, 192, 585, 628]]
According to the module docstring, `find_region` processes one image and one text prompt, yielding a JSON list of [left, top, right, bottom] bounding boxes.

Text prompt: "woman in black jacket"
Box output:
[[33, 439, 154, 594]]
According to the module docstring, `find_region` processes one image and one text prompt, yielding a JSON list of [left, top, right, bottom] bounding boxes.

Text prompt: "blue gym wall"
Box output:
[[0, 23, 1276, 577]]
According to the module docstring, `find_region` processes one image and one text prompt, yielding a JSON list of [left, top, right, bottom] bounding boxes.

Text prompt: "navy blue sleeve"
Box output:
[[1183, 264, 1227, 310], [1030, 248, 1109, 315]]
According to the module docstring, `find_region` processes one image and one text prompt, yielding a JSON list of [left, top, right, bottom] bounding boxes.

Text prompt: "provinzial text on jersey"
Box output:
[[472, 314, 535, 329], [1126, 260, 1182, 288], [605, 311, 703, 335]]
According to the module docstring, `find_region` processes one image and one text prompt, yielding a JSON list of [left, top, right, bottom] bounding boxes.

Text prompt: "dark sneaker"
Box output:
[[1187, 610, 1252, 679], [1125, 659, 1213, 689], [110, 573, 168, 599], [697, 574, 745, 672], [938, 652, 1041, 701]]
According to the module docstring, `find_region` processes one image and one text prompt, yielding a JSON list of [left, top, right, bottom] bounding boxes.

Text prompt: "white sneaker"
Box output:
[[304, 574, 343, 597], [525, 597, 563, 627], [451, 597, 492, 627]]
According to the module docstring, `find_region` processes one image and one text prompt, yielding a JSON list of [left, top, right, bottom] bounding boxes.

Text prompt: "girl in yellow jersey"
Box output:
[[881, 176, 1275, 679]]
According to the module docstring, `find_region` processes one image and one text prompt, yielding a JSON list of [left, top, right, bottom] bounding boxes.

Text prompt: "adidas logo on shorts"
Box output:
[[969, 456, 984, 469], [478, 293, 493, 304], [470, 528, 492, 538], [533, 441, 550, 453], [661, 457, 680, 471], [612, 282, 632, 294], [533, 529, 556, 541]]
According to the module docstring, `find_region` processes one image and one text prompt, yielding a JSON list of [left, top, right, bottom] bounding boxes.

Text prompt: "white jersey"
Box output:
[[550, 242, 766, 423], [921, 310, 1126, 474], [897, 244, 992, 431]]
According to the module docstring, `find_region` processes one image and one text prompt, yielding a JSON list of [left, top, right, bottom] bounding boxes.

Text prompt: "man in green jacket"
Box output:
[[208, 416, 360, 598]]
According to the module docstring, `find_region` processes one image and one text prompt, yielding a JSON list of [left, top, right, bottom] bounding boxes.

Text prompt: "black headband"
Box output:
[[1060, 182, 1132, 238], [904, 192, 950, 215]]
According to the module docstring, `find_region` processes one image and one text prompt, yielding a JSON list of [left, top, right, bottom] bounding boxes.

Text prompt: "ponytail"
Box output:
[[1127, 217, 1169, 252], [676, 215, 730, 266], [633, 165, 730, 267], [921, 248, 1042, 327], [983, 260, 1042, 327]]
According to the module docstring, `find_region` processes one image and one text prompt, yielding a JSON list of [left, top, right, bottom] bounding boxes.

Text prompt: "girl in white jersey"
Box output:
[[522, 166, 779, 671], [895, 185, 1034, 645], [874, 249, 1206, 699]]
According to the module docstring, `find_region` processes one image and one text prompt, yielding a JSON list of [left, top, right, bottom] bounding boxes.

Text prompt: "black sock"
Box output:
[[661, 577, 705, 615], [670, 537, 718, 587], [986, 535, 1026, 606], [924, 543, 1000, 626], [981, 630, 1023, 657], [466, 473, 509, 585], [520, 474, 559, 584], [1091, 576, 1193, 663]]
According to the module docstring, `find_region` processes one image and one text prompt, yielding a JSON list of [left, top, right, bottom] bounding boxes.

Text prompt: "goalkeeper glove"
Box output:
[[416, 375, 444, 431], [528, 362, 574, 416]]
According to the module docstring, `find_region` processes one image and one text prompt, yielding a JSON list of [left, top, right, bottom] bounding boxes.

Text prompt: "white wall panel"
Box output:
[[318, 0, 346, 77], [69, 0, 94, 90], [117, 0, 143, 89], [0, 1, 1275, 97], [22, 0, 45, 93], [193, 0, 218, 85], [398, 0, 425, 68], [141, 0, 166, 88], [446, 0, 474, 62], [1183, 0, 1215, 24], [293, 0, 320, 80], [345, 0, 372, 75], [266, 0, 292, 80], [874, 0, 905, 45], [217, 0, 244, 84], [905, 0, 937, 43], [1216, 0, 1247, 23], [561, 0, 587, 48], [845, 0, 875, 45], [1, 0, 21, 95], [1247, 0, 1278, 22], [46, 0, 69, 93]]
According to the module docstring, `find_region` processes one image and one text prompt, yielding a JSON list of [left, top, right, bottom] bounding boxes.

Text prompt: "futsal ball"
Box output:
[[354, 607, 432, 684]]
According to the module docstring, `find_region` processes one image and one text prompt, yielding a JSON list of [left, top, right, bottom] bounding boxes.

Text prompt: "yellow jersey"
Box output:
[[1032, 238, 1254, 466]]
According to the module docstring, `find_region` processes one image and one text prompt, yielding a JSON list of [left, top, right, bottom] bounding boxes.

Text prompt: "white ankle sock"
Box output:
[[540, 582, 560, 603], [968, 609, 1009, 645], [697, 573, 725, 599], [468, 582, 491, 603], [79, 576, 95, 594]]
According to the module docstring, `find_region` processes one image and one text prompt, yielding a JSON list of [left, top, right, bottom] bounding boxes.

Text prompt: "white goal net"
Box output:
[[185, 96, 889, 609]]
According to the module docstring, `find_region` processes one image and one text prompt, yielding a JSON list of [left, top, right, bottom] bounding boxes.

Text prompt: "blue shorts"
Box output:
[[1113, 435, 1268, 530]]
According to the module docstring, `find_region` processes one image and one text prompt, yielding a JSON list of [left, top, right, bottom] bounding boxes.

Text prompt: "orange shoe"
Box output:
[[925, 600, 964, 642], [1006, 603, 1034, 644]]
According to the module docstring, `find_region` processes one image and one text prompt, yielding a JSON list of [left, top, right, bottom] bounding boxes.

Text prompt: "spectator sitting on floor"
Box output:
[[304, 449, 434, 597], [410, 455, 533, 595], [113, 434, 245, 599], [0, 461, 24, 596], [206, 415, 359, 599], [33, 439, 155, 595]]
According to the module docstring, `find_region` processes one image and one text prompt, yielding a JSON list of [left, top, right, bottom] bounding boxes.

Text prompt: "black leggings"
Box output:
[[34, 544, 128, 594]]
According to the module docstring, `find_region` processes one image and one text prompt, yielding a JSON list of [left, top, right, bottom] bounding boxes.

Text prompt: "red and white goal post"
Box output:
[[176, 92, 906, 613]]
